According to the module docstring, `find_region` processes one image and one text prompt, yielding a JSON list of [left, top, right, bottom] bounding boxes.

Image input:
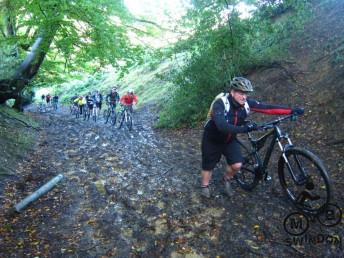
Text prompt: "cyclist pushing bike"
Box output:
[[85, 92, 94, 119], [201, 77, 304, 198], [92, 90, 103, 119], [120, 89, 138, 113], [74, 95, 86, 115], [106, 87, 120, 111], [116, 89, 138, 130]]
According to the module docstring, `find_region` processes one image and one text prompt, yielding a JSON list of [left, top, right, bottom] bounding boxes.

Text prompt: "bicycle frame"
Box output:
[[245, 122, 293, 179], [117, 105, 133, 130], [105, 103, 116, 115]]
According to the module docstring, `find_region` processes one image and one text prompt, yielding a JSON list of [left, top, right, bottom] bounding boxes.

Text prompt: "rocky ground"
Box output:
[[0, 104, 342, 258]]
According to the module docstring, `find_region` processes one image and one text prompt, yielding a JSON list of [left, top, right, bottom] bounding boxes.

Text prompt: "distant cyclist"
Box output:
[[52, 95, 59, 110], [85, 92, 94, 114], [106, 87, 120, 112], [93, 90, 103, 117], [74, 96, 86, 114], [120, 89, 138, 113], [46, 94, 51, 106]]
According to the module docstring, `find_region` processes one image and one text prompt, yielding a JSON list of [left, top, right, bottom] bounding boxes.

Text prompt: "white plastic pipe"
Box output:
[[15, 174, 64, 212]]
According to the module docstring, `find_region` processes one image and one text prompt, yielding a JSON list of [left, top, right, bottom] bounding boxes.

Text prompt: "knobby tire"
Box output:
[[235, 139, 260, 191], [278, 147, 331, 215]]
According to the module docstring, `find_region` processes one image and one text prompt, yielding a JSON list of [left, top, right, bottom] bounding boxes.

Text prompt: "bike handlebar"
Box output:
[[257, 113, 301, 130]]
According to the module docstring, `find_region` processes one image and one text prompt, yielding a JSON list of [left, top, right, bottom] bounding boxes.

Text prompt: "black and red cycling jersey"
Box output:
[[204, 95, 292, 143], [106, 92, 120, 104]]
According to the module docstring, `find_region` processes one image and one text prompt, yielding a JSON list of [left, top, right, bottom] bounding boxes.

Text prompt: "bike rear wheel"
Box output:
[[278, 147, 331, 215], [235, 139, 260, 191]]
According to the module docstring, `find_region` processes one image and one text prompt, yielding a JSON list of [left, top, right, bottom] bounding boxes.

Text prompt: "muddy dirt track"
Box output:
[[0, 105, 343, 258]]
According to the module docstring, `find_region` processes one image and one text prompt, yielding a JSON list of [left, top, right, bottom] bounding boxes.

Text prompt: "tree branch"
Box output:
[[124, 24, 151, 35], [133, 18, 171, 31], [38, 3, 47, 18]]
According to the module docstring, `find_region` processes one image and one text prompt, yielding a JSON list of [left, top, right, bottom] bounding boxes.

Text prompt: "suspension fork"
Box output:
[[124, 109, 128, 122], [277, 127, 307, 184]]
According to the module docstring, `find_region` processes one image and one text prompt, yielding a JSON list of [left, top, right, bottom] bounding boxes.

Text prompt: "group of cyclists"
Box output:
[[40, 93, 59, 110], [71, 86, 138, 120]]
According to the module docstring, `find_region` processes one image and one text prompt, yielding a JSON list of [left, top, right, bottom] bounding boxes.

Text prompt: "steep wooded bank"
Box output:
[[247, 0, 344, 199], [0, 105, 39, 185], [249, 0, 344, 144]]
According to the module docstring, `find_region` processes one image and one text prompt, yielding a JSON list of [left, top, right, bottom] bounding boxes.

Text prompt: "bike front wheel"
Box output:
[[103, 109, 108, 122], [126, 113, 133, 130], [117, 111, 125, 129], [75, 108, 80, 119], [235, 139, 260, 191], [278, 147, 331, 215], [110, 112, 117, 126]]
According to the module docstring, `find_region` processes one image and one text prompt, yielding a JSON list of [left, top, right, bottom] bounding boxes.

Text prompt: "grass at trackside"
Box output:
[[0, 105, 39, 128], [116, 60, 174, 107], [0, 105, 39, 177], [46, 58, 176, 109]]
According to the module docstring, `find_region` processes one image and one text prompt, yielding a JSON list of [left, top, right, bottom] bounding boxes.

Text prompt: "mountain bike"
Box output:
[[69, 103, 74, 114], [117, 104, 133, 130], [235, 114, 331, 215], [103, 103, 117, 126], [74, 105, 83, 119], [70, 104, 78, 117]]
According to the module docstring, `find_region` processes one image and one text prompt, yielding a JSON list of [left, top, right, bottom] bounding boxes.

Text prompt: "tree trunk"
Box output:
[[0, 25, 59, 110]]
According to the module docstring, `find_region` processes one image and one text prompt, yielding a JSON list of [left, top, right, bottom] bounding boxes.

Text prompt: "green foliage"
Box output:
[[0, 45, 21, 80], [0, 0, 145, 86], [52, 72, 108, 104], [158, 0, 312, 127], [0, 104, 38, 177]]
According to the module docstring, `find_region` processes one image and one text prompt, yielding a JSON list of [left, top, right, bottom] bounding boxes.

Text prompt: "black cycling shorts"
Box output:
[[201, 132, 243, 170]]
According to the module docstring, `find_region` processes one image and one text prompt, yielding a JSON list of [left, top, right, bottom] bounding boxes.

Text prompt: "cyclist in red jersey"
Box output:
[[120, 89, 138, 113]]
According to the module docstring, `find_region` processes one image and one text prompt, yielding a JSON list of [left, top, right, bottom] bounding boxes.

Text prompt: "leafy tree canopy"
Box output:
[[0, 0, 145, 83]]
